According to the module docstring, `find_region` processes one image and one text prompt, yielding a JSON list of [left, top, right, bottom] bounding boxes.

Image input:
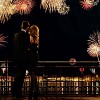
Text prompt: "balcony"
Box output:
[[0, 60, 100, 96]]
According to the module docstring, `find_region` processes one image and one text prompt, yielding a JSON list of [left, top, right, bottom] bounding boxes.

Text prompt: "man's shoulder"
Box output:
[[14, 31, 21, 37], [15, 30, 24, 35]]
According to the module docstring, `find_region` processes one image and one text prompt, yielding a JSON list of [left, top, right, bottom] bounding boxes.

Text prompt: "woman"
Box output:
[[28, 25, 39, 100]]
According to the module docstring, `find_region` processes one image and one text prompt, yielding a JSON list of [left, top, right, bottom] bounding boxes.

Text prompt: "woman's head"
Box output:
[[29, 25, 39, 37]]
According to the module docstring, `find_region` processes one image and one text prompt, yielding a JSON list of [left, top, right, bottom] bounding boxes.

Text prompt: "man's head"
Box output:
[[21, 21, 30, 32]]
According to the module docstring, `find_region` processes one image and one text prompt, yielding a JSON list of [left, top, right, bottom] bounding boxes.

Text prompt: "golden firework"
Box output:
[[40, 0, 70, 15], [0, 0, 16, 24]]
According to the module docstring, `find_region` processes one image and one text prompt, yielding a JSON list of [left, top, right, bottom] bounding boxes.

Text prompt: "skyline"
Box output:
[[0, 0, 100, 61]]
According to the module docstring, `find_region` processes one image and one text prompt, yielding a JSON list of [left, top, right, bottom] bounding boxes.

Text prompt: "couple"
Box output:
[[12, 21, 39, 100]]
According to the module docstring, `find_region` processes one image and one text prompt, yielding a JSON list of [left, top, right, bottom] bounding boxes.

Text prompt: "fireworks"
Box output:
[[87, 31, 100, 62], [80, 0, 94, 10], [14, 0, 34, 15], [93, 0, 99, 6], [40, 0, 70, 15], [0, 0, 34, 23], [87, 43, 100, 57], [0, 33, 8, 47], [57, 3, 70, 15], [0, 0, 16, 24], [80, 0, 99, 10], [88, 31, 100, 45]]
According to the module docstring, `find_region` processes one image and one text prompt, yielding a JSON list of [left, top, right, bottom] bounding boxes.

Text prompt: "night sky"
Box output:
[[0, 0, 100, 61]]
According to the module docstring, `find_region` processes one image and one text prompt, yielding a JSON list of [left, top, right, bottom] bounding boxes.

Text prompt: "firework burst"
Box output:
[[87, 31, 100, 63], [0, 33, 8, 47], [87, 43, 100, 57], [14, 0, 34, 15], [0, 0, 16, 24], [80, 0, 99, 10], [40, 0, 70, 15], [80, 0, 94, 10], [88, 31, 100, 45]]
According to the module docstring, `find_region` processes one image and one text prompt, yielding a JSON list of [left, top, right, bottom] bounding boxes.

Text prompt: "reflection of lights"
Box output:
[[1, 62, 7, 74], [38, 76, 43, 82], [14, 0, 34, 15], [96, 75, 99, 77], [26, 70, 29, 75], [73, 78, 78, 81], [46, 77, 94, 81], [1, 68, 6, 74], [40, 0, 70, 15], [61, 77, 65, 81], [61, 81, 64, 94], [85, 77, 90, 81]]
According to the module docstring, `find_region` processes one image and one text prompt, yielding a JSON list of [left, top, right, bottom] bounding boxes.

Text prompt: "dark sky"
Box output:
[[0, 0, 100, 61]]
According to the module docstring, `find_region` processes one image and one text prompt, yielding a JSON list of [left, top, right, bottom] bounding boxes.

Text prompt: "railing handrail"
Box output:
[[38, 61, 98, 63], [0, 60, 99, 68], [0, 60, 98, 63]]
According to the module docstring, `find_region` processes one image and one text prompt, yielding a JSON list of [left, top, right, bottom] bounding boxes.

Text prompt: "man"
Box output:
[[12, 21, 30, 98]]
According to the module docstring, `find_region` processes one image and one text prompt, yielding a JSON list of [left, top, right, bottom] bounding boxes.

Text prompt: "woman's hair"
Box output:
[[29, 25, 39, 45], [29, 25, 39, 37]]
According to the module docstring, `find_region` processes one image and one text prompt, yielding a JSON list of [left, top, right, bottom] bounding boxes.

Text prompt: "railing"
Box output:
[[0, 60, 100, 96]]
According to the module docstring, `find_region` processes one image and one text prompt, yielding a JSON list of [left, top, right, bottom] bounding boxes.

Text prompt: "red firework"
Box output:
[[15, 0, 34, 15], [80, 0, 93, 10]]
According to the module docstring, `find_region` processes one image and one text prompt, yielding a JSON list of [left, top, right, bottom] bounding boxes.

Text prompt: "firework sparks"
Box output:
[[87, 31, 100, 63], [14, 0, 34, 15], [80, 0, 99, 10], [0, 0, 16, 24], [80, 0, 94, 10], [40, 0, 70, 15], [88, 31, 100, 45], [87, 43, 100, 57], [0, 33, 8, 47]]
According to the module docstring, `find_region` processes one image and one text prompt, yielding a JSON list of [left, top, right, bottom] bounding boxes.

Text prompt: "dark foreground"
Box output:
[[1, 95, 100, 100]]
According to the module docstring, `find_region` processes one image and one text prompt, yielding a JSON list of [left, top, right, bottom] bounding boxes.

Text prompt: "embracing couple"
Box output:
[[12, 21, 39, 100]]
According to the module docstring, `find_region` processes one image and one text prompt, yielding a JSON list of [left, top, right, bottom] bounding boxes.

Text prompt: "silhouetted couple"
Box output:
[[12, 21, 39, 100]]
